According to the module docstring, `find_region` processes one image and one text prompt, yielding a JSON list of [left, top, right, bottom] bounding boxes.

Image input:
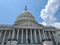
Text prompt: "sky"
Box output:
[[0, 0, 60, 28]]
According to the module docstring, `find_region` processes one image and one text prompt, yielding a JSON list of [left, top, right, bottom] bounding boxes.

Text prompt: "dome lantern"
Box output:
[[24, 5, 28, 11]]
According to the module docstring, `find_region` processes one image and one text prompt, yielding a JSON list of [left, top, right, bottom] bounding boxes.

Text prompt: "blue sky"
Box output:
[[0, 0, 60, 28], [0, 0, 47, 24]]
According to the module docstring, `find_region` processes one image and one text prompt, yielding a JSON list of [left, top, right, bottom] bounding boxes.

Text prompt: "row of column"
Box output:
[[43, 30, 52, 40], [14, 29, 55, 44], [12, 29, 42, 43], [0, 29, 56, 44]]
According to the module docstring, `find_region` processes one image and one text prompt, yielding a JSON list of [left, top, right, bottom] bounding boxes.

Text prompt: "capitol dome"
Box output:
[[14, 6, 36, 25]]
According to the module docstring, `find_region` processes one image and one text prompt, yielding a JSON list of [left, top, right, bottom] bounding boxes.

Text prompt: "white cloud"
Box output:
[[40, 22, 46, 26], [40, 0, 60, 27], [53, 22, 60, 29], [40, 22, 60, 29]]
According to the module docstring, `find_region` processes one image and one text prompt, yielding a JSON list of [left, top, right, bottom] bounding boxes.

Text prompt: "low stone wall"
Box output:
[[18, 44, 42, 45]]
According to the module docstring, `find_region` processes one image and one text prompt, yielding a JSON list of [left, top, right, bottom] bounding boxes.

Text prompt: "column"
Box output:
[[0, 30, 2, 44], [52, 31, 58, 44], [26, 29, 28, 43], [52, 32, 55, 40], [2, 31, 7, 45], [30, 29, 33, 43], [0, 30, 2, 37], [52, 32, 55, 36], [52, 32, 57, 44], [45, 31, 47, 39], [34, 29, 38, 43], [49, 32, 51, 39], [17, 29, 19, 40], [7, 31, 11, 45], [43, 30, 45, 40], [21, 29, 23, 43], [8, 31, 11, 39], [12, 29, 15, 39], [38, 30, 42, 42]]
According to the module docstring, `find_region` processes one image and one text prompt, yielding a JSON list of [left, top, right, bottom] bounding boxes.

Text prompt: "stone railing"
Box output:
[[14, 25, 43, 29], [0, 24, 13, 27], [0, 24, 13, 30]]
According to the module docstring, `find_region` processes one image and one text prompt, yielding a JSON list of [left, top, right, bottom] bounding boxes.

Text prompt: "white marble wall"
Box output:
[[43, 41, 53, 45]]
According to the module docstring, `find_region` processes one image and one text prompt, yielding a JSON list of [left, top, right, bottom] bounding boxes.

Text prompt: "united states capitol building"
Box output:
[[0, 6, 60, 45]]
